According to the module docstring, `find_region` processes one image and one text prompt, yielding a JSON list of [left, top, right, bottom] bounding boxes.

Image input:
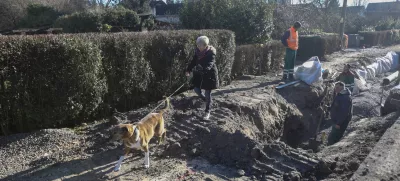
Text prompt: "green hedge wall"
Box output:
[[232, 41, 284, 78], [232, 34, 341, 77], [0, 30, 235, 135], [297, 34, 341, 61], [0, 36, 106, 134], [359, 29, 400, 47]]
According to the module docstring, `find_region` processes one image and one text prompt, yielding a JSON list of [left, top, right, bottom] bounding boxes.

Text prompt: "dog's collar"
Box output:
[[133, 126, 140, 141]]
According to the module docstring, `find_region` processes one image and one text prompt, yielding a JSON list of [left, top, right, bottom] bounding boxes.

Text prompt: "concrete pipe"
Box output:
[[382, 71, 399, 86]]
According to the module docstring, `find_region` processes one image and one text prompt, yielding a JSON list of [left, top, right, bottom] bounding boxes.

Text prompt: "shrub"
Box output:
[[120, 0, 151, 14], [0, 30, 235, 135], [142, 18, 155, 30], [180, 0, 274, 44], [359, 29, 400, 47], [272, 4, 325, 39], [54, 7, 140, 33], [54, 10, 103, 33], [18, 4, 62, 28], [345, 15, 367, 34], [232, 41, 284, 78], [103, 7, 140, 28], [375, 17, 400, 31], [0, 36, 106, 135]]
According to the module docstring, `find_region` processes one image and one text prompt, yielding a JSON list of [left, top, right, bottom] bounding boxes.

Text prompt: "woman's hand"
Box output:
[[185, 72, 190, 77]]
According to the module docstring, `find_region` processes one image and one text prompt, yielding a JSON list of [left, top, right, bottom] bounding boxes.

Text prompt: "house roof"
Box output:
[[344, 6, 365, 13], [319, 6, 365, 14], [366, 1, 400, 12], [155, 15, 180, 24], [155, 3, 183, 16]]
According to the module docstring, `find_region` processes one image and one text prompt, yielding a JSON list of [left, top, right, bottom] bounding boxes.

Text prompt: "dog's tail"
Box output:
[[159, 96, 170, 115]]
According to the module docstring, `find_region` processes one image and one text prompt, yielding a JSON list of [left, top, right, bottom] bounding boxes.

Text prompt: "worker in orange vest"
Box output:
[[281, 22, 301, 81], [343, 34, 348, 49]]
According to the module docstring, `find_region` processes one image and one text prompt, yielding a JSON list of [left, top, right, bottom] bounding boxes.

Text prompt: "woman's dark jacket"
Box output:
[[186, 46, 219, 90]]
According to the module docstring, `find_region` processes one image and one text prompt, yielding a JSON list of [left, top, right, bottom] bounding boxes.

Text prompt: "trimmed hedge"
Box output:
[[297, 34, 341, 61], [359, 29, 400, 47], [0, 36, 106, 134], [0, 30, 235, 135], [232, 41, 284, 77], [232, 34, 341, 77]]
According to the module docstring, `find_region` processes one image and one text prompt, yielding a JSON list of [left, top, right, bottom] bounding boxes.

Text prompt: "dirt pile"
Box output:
[[316, 113, 399, 180], [250, 141, 319, 180], [276, 82, 327, 147], [120, 76, 321, 179], [350, 116, 400, 181]]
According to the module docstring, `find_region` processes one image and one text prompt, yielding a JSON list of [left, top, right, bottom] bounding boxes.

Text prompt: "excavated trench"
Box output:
[[1, 75, 394, 181], [119, 77, 329, 180], [150, 72, 397, 180]]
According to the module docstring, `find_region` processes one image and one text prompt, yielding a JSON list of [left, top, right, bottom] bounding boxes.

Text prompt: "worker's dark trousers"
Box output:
[[327, 120, 350, 145], [284, 48, 296, 79]]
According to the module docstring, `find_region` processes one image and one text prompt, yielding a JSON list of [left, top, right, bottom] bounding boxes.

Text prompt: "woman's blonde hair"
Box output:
[[196, 36, 209, 46]]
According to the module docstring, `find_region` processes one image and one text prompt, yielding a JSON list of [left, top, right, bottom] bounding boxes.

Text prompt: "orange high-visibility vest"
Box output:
[[287, 27, 298, 50]]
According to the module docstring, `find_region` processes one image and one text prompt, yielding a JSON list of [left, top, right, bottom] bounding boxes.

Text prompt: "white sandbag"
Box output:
[[392, 84, 400, 90], [389, 51, 399, 71], [353, 70, 367, 85], [294, 56, 322, 85], [356, 67, 367, 81], [365, 51, 398, 80], [352, 70, 367, 95], [354, 78, 368, 94]]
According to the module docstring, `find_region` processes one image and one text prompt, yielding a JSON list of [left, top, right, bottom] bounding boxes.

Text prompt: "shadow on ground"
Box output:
[[0, 147, 123, 181]]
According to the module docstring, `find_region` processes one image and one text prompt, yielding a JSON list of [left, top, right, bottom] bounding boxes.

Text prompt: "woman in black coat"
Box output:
[[185, 36, 219, 120]]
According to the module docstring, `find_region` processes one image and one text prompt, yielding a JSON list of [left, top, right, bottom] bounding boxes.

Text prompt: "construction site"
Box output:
[[0, 43, 399, 181]]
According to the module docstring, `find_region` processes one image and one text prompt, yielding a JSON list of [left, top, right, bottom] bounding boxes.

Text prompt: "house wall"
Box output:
[[155, 15, 180, 24]]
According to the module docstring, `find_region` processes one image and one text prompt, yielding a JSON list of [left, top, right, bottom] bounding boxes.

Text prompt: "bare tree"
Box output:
[[312, 0, 340, 8], [298, 0, 310, 4], [89, 0, 122, 8], [0, 0, 25, 30], [352, 0, 368, 6]]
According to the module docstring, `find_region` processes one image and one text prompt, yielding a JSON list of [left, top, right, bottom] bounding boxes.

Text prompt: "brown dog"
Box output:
[[111, 97, 170, 171]]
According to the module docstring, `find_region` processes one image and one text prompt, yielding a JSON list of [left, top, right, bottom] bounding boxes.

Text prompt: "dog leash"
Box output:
[[142, 82, 187, 118]]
